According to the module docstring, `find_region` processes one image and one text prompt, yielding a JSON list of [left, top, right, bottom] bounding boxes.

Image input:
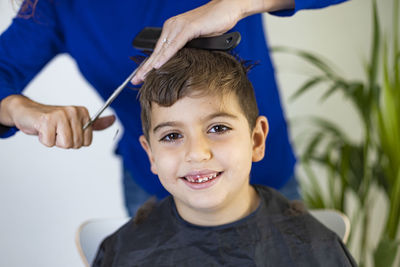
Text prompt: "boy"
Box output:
[[93, 48, 356, 266]]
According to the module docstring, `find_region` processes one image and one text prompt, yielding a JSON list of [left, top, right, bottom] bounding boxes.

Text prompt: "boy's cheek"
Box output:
[[154, 152, 179, 175]]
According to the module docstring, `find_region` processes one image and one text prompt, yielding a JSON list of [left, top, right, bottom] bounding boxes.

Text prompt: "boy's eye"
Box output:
[[160, 132, 183, 142], [208, 125, 231, 134]]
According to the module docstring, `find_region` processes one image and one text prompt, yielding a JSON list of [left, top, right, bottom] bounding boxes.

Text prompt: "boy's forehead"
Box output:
[[149, 93, 243, 129]]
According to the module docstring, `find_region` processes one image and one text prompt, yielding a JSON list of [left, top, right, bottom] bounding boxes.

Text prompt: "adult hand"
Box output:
[[130, 0, 295, 85], [0, 95, 115, 149], [130, 0, 246, 85]]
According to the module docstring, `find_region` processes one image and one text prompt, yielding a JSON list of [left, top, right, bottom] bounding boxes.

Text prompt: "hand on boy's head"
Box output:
[[130, 0, 243, 85]]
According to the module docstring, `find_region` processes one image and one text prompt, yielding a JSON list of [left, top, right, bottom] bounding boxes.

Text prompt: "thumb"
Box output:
[[92, 115, 116, 131]]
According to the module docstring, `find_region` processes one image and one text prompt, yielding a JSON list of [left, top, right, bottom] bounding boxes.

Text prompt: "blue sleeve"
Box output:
[[0, 0, 65, 138], [271, 0, 348, 17]]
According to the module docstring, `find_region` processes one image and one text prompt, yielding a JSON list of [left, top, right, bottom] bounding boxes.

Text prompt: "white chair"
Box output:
[[76, 217, 130, 267], [76, 210, 350, 266], [309, 209, 350, 243]]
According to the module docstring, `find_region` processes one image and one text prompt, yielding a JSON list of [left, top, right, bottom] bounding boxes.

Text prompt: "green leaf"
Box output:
[[373, 237, 400, 267], [385, 170, 400, 239], [308, 117, 349, 142], [301, 162, 327, 209], [290, 76, 327, 101], [368, 0, 380, 89], [319, 81, 342, 102], [271, 46, 339, 78], [392, 0, 399, 85], [302, 132, 325, 159]]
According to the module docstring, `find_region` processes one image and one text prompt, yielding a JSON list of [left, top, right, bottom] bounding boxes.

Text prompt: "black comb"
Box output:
[[132, 27, 241, 51]]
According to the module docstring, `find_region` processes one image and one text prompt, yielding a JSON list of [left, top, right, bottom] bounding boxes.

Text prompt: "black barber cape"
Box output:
[[93, 185, 357, 266]]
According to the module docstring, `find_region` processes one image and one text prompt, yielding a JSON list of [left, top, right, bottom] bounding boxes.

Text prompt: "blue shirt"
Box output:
[[0, 0, 346, 198]]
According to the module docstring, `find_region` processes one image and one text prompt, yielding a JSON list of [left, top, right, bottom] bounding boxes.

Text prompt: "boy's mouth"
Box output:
[[182, 171, 223, 184]]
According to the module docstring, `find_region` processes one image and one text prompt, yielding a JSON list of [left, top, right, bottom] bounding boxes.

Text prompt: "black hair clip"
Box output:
[[132, 27, 241, 51]]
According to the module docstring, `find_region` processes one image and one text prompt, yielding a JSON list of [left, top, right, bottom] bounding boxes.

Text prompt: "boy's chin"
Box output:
[[175, 191, 229, 214]]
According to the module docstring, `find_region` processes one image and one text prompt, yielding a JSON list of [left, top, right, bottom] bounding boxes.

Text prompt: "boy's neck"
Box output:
[[174, 185, 260, 227]]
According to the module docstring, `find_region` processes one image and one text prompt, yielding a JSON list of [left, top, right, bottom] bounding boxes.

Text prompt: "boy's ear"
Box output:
[[251, 116, 269, 162], [139, 135, 158, 175]]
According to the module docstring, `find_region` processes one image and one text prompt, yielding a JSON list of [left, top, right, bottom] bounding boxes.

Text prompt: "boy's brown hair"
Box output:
[[139, 48, 259, 141]]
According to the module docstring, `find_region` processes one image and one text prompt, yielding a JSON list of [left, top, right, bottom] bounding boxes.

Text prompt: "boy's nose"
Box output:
[[185, 135, 212, 163]]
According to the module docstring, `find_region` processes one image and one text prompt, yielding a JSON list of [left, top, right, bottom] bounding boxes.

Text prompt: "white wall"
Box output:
[[0, 0, 393, 266]]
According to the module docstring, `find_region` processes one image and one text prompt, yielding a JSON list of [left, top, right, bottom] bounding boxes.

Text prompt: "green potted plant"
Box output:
[[273, 0, 399, 266]]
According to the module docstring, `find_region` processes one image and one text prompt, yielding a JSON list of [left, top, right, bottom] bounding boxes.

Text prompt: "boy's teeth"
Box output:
[[185, 173, 219, 183]]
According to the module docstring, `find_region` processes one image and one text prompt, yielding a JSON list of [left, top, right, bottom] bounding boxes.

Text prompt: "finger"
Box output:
[[80, 108, 93, 147], [66, 106, 84, 149], [83, 125, 93, 146], [153, 24, 174, 55], [132, 21, 185, 84], [37, 115, 57, 147], [132, 36, 180, 84], [150, 24, 187, 69], [153, 29, 192, 69], [131, 28, 172, 85], [55, 113, 74, 149], [92, 115, 116, 131], [131, 39, 172, 85]]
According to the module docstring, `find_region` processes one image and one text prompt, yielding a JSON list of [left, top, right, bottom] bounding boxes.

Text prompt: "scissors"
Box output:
[[83, 28, 241, 130]]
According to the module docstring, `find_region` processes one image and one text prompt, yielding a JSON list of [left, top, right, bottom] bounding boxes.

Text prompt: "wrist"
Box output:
[[229, 0, 263, 19], [0, 94, 25, 127], [234, 0, 296, 18]]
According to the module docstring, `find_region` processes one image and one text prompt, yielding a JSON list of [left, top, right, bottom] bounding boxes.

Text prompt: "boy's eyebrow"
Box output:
[[152, 112, 238, 134], [153, 122, 182, 134], [204, 111, 238, 122]]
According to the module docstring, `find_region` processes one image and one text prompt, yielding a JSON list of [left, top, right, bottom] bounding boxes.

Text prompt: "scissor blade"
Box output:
[[83, 60, 146, 130]]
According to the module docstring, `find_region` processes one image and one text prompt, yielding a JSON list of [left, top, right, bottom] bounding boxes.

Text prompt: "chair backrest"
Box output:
[[76, 210, 350, 266], [309, 209, 350, 243], [76, 217, 130, 267]]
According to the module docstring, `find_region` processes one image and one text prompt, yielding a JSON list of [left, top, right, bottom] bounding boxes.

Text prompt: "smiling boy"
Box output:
[[139, 80, 265, 227], [93, 48, 356, 266]]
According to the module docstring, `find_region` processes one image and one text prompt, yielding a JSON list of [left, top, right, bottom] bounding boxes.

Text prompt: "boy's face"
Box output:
[[140, 91, 268, 225]]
